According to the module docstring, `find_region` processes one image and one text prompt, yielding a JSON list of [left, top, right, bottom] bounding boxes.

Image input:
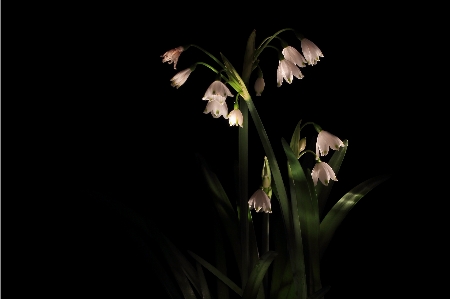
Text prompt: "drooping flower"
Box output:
[[311, 161, 337, 186], [316, 130, 345, 156], [254, 77, 265, 96], [277, 59, 304, 87], [300, 38, 323, 66], [228, 109, 243, 127], [248, 189, 272, 213], [161, 46, 184, 69], [170, 68, 192, 89], [203, 101, 229, 119], [282, 46, 307, 67], [202, 81, 233, 105]]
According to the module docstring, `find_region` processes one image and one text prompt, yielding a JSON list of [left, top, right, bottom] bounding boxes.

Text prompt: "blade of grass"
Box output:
[[188, 250, 243, 297], [319, 174, 391, 259], [247, 98, 306, 299]]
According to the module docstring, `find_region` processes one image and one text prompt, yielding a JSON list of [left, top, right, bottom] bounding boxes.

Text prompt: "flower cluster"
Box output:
[[160, 36, 324, 127], [311, 130, 344, 186]]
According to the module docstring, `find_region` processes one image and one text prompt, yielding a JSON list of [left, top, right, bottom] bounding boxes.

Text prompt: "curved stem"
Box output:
[[298, 150, 318, 160], [254, 28, 296, 61], [299, 121, 317, 132], [190, 44, 226, 69]]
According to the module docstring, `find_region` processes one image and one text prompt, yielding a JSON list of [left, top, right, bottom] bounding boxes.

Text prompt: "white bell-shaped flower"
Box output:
[[311, 161, 337, 186], [228, 109, 243, 127], [277, 59, 304, 87], [300, 38, 324, 66], [282, 46, 307, 67], [202, 81, 234, 105], [248, 189, 272, 213], [161, 46, 184, 70], [170, 68, 192, 89], [203, 101, 229, 119], [316, 130, 345, 156]]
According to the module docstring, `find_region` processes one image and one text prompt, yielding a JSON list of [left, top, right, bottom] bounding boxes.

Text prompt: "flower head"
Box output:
[[311, 161, 337, 186], [277, 59, 304, 87], [254, 77, 265, 96], [300, 38, 323, 66], [170, 68, 192, 89], [282, 46, 307, 67], [228, 109, 243, 127], [316, 130, 344, 156], [248, 189, 272, 213], [161, 46, 184, 69], [203, 101, 228, 119], [202, 81, 233, 105]]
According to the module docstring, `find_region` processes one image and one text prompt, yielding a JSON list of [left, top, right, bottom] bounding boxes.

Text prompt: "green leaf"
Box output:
[[154, 233, 198, 299], [246, 98, 305, 298], [319, 174, 391, 259], [282, 138, 321, 295], [196, 262, 212, 299], [289, 120, 302, 160], [214, 223, 229, 299], [159, 233, 202, 296], [242, 30, 256, 84], [148, 246, 184, 299], [188, 250, 243, 297], [220, 52, 250, 100], [242, 251, 278, 299], [308, 285, 331, 299], [196, 154, 242, 275], [316, 140, 348, 219], [270, 210, 295, 299]]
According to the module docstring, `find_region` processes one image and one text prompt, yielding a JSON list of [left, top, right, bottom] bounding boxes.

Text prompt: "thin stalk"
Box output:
[[239, 100, 249, 287], [262, 213, 270, 298]]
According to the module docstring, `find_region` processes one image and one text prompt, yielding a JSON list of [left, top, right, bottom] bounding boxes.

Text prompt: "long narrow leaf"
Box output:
[[156, 234, 198, 299], [319, 174, 391, 258], [161, 234, 202, 295], [270, 205, 295, 299], [308, 286, 331, 299], [247, 98, 306, 298], [196, 154, 242, 275], [214, 222, 229, 299], [242, 251, 278, 299], [289, 120, 302, 159], [196, 262, 212, 299], [316, 140, 348, 219], [188, 250, 243, 297], [282, 138, 321, 295]]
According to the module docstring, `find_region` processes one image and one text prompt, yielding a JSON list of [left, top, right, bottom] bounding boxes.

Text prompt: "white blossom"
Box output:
[[202, 81, 233, 105], [161, 46, 184, 70], [203, 101, 229, 119], [248, 189, 272, 213], [311, 161, 337, 186], [300, 39, 323, 66], [228, 109, 243, 127], [170, 68, 192, 89], [316, 130, 344, 156], [277, 59, 304, 87], [282, 46, 307, 67]]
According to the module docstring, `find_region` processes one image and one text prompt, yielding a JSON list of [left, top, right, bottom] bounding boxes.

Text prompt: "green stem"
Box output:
[[195, 62, 229, 81], [262, 213, 269, 298], [190, 44, 226, 69], [247, 98, 307, 299], [239, 99, 249, 287], [254, 28, 296, 61], [299, 121, 316, 132]]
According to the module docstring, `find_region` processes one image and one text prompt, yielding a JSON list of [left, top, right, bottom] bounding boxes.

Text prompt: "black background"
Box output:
[[14, 2, 426, 298]]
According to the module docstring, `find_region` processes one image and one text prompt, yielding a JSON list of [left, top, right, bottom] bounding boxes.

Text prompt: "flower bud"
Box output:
[[254, 77, 265, 96], [298, 137, 306, 156]]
